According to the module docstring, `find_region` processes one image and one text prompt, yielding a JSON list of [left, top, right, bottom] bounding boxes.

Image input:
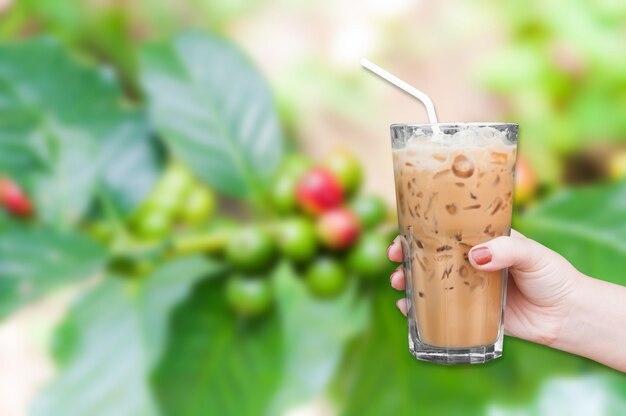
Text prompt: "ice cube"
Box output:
[[453, 127, 481, 146], [452, 154, 475, 178], [479, 127, 506, 145], [490, 151, 508, 165], [430, 132, 453, 145], [406, 132, 430, 147]]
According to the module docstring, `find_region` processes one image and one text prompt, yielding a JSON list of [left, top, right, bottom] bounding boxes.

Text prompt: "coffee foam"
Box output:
[[395, 127, 515, 170], [406, 126, 512, 148]]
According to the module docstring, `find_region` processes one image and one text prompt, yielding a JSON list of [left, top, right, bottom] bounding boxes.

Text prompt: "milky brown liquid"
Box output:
[[393, 139, 516, 348]]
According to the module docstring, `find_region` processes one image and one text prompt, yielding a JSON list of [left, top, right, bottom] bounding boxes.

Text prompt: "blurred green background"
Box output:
[[0, 0, 625, 415]]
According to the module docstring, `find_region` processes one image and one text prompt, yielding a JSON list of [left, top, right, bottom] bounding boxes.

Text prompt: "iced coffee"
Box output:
[[391, 123, 518, 364]]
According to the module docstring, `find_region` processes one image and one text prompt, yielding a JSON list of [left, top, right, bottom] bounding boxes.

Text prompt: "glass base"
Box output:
[[408, 334, 503, 365], [407, 305, 505, 365]]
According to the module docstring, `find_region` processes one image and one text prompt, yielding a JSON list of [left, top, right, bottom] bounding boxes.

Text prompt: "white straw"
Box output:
[[361, 58, 439, 125]]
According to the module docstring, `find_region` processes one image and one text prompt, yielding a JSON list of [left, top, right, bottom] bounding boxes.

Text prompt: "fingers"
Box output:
[[510, 228, 526, 239], [387, 236, 403, 262], [396, 298, 407, 316], [387, 237, 407, 315], [390, 265, 405, 290], [468, 234, 558, 274]]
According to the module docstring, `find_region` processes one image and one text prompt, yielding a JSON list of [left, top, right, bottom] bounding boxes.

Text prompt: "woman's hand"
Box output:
[[387, 230, 582, 346], [387, 229, 626, 372]]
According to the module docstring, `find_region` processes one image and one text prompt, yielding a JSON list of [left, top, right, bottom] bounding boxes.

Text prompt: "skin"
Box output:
[[387, 230, 626, 373]]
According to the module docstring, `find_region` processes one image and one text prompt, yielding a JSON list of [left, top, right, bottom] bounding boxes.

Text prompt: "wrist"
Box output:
[[548, 271, 590, 351], [548, 272, 626, 372]]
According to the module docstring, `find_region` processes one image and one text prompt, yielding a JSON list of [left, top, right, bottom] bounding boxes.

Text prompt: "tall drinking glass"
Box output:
[[391, 123, 518, 364]]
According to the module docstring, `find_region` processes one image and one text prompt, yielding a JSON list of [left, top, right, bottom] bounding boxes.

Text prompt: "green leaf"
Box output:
[[516, 180, 626, 282], [153, 262, 368, 416], [0, 77, 48, 177], [140, 32, 284, 199], [0, 37, 159, 223], [0, 227, 107, 319], [34, 1, 140, 94], [268, 263, 369, 414], [491, 374, 626, 415], [333, 288, 490, 415], [97, 120, 162, 216], [32, 121, 101, 225], [332, 285, 590, 415], [152, 269, 284, 416], [33, 256, 219, 416]]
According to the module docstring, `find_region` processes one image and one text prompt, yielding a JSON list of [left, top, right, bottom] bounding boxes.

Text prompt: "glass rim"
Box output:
[[390, 122, 519, 129]]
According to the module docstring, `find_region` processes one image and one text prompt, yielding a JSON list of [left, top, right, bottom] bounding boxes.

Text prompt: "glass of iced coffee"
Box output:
[[391, 123, 518, 365]]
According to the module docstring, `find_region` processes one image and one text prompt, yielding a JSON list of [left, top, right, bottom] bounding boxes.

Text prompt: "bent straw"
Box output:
[[361, 58, 439, 125]]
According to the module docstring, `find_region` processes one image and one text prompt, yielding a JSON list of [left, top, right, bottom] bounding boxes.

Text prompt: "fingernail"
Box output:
[[471, 246, 492, 265], [396, 298, 407, 315], [390, 271, 400, 288]]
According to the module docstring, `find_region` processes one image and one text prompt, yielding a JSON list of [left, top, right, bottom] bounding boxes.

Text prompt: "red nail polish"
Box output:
[[471, 247, 492, 265]]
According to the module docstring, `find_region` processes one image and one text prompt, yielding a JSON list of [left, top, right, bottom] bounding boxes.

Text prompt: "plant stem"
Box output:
[[248, 187, 274, 219], [169, 231, 229, 257]]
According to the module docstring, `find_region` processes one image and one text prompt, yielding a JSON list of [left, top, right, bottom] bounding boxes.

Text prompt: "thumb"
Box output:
[[468, 233, 564, 275]]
